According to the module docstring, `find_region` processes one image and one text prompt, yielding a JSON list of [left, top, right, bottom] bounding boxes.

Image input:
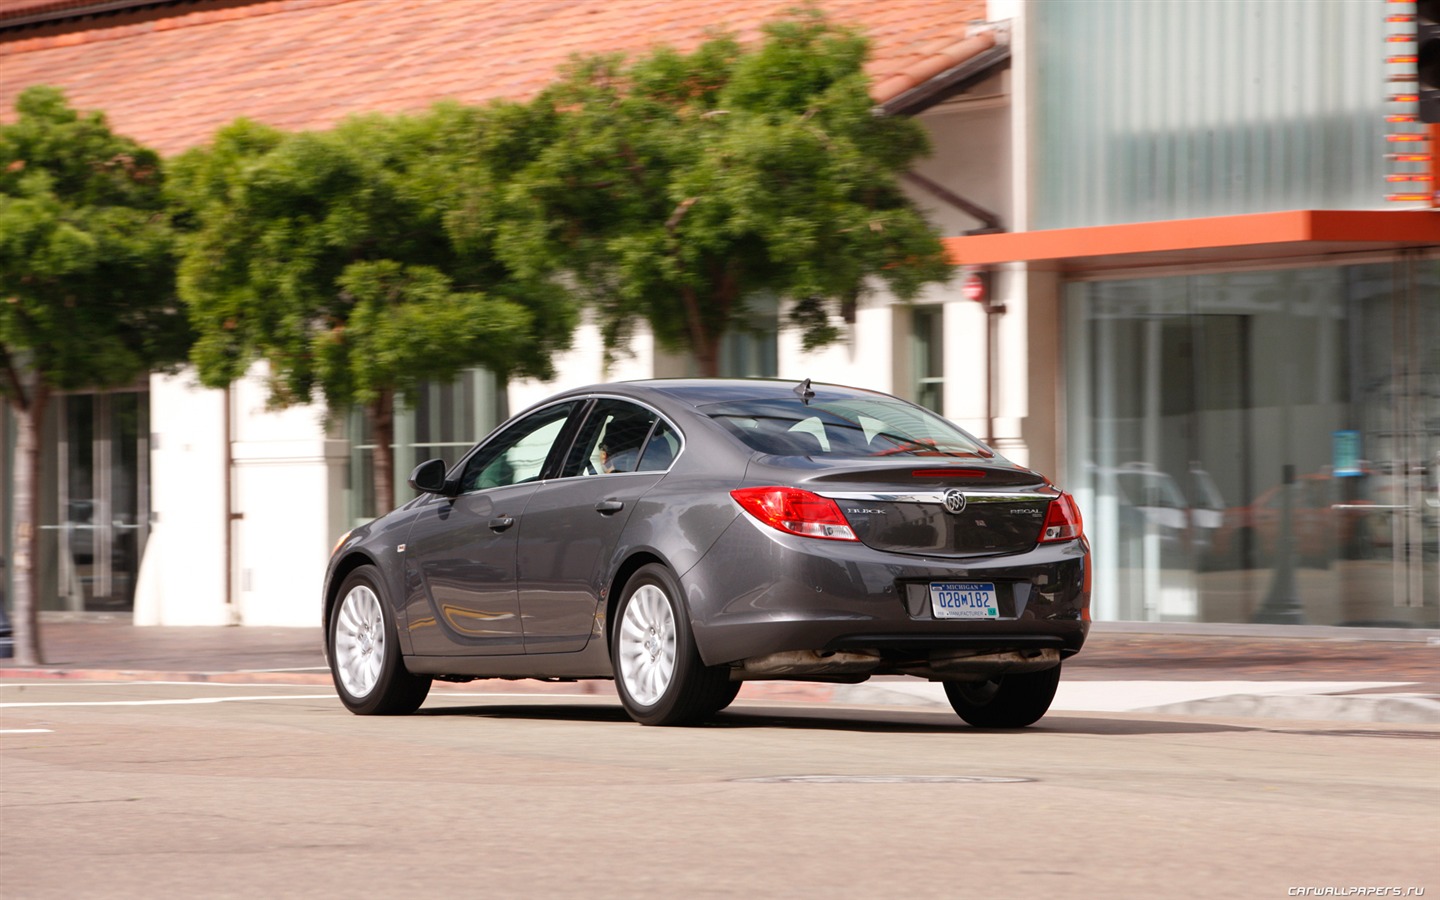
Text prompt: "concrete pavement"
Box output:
[[3, 612, 1438, 724]]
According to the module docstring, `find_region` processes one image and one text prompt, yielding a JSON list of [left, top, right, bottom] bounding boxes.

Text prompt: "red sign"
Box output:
[[962, 272, 985, 303]]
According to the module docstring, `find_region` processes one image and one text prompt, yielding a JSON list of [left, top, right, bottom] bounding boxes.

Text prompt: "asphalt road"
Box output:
[[2, 680, 1435, 899]]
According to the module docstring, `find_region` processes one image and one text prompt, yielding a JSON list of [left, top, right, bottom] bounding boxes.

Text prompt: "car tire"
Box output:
[[328, 565, 431, 715], [611, 563, 737, 726], [943, 663, 1062, 728]]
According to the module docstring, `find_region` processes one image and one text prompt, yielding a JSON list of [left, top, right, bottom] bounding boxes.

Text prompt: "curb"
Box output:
[[832, 680, 1440, 725], [1138, 692, 1440, 725]]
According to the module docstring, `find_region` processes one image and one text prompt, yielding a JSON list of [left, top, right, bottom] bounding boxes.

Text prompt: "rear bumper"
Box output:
[[681, 516, 1090, 674]]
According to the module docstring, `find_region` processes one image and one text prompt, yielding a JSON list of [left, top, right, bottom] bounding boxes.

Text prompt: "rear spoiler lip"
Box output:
[[814, 488, 1059, 505], [797, 459, 1050, 490]]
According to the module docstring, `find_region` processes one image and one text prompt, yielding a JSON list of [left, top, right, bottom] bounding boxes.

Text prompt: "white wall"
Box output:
[[775, 300, 896, 393], [906, 82, 1035, 465], [135, 363, 347, 627], [229, 365, 347, 627], [133, 370, 230, 625], [509, 314, 658, 413], [911, 95, 1013, 235]]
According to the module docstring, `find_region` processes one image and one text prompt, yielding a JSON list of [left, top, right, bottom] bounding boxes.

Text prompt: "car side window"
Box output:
[[458, 402, 578, 493], [635, 420, 680, 472], [562, 399, 661, 477]]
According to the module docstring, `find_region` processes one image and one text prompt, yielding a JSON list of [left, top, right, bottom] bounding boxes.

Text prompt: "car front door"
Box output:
[[403, 401, 581, 656]]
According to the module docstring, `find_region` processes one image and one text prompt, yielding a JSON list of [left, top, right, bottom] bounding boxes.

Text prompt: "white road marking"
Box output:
[[1, 729, 54, 734], [0, 694, 335, 708], [234, 667, 329, 673], [0, 681, 324, 689]]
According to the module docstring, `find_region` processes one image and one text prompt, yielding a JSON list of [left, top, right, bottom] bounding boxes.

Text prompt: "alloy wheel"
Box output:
[[334, 583, 385, 699], [618, 583, 678, 706]]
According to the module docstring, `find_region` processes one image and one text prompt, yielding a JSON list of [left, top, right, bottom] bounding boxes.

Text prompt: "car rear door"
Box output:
[[517, 401, 679, 653]]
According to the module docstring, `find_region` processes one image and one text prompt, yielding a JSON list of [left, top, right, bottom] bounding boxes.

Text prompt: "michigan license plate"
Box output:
[[930, 581, 999, 619]]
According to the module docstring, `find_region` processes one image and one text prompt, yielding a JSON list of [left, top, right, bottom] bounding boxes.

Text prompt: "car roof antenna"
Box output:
[[793, 378, 815, 405]]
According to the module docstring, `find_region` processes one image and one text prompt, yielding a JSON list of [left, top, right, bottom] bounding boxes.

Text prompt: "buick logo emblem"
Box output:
[[942, 489, 967, 514]]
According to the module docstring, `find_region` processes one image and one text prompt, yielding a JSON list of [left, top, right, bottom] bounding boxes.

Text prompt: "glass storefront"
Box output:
[[1, 390, 150, 613], [1066, 257, 1439, 628]]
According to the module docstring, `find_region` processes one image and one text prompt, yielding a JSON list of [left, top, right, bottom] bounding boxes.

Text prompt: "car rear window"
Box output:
[[702, 397, 996, 460]]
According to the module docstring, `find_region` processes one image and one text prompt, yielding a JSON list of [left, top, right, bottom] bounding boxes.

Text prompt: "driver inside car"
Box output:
[[599, 437, 640, 473]]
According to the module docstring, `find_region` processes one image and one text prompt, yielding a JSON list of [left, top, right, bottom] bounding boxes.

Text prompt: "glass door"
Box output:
[[47, 391, 149, 612], [1337, 258, 1439, 624]]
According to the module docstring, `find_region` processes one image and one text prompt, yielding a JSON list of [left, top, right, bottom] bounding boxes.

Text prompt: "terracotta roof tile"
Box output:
[[0, 0, 100, 17], [1, 0, 991, 155]]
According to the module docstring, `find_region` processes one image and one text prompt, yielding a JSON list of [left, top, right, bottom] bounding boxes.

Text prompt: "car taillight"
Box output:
[[730, 486, 858, 541], [1040, 492, 1083, 542]]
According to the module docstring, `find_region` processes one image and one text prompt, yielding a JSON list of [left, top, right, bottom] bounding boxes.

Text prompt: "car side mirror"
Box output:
[[408, 458, 454, 497]]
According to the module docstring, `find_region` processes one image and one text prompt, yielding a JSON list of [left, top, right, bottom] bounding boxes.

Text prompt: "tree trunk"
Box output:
[[694, 330, 721, 377], [369, 390, 395, 515], [10, 386, 49, 666], [679, 284, 725, 378]]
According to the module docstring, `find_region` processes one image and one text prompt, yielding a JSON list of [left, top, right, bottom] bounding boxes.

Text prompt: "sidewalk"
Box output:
[[3, 613, 1439, 724]]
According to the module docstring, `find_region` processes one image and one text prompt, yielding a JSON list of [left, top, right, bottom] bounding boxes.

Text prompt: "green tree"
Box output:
[[169, 103, 576, 513], [0, 86, 189, 666], [488, 9, 952, 375]]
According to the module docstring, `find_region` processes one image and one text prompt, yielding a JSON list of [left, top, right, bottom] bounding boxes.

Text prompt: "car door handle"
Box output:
[[489, 515, 515, 532], [594, 499, 625, 514]]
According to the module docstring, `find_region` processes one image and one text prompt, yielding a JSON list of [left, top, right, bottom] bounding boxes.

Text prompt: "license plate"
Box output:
[[930, 581, 999, 619]]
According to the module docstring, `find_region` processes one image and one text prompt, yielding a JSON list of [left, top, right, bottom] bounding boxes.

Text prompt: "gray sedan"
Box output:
[[322, 379, 1090, 727]]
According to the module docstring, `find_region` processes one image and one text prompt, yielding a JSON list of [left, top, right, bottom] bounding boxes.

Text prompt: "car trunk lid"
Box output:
[[806, 464, 1056, 558]]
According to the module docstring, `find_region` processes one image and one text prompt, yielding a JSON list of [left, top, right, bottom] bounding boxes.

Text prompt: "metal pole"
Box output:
[[1254, 463, 1305, 624]]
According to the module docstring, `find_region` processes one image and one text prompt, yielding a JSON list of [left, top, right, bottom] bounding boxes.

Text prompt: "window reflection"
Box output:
[[1068, 261, 1439, 628]]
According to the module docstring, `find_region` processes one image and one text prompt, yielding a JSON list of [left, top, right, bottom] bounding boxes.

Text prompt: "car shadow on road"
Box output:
[[416, 701, 1258, 735]]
